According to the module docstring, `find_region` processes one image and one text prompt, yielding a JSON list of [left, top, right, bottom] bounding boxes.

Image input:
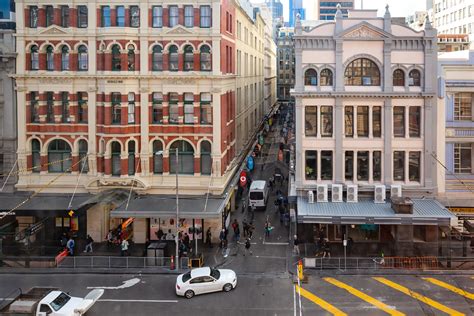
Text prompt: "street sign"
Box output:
[[239, 171, 247, 187], [68, 210, 75, 217]]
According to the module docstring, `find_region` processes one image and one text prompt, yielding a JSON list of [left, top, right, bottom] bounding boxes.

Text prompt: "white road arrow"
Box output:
[[87, 278, 141, 290]]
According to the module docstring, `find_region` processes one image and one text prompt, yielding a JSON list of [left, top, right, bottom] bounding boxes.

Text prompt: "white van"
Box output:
[[249, 180, 269, 210]]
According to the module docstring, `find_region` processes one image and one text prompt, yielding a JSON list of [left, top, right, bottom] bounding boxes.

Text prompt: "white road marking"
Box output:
[[87, 278, 141, 290], [263, 242, 289, 245], [293, 284, 297, 316], [98, 299, 178, 303]]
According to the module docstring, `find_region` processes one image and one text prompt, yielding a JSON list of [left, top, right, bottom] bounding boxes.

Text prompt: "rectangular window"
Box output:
[[184, 6, 194, 27], [305, 106, 317, 136], [345, 151, 354, 181], [101, 6, 111, 27], [321, 151, 333, 180], [305, 151, 317, 180], [454, 92, 472, 121], [320, 106, 333, 137], [373, 151, 382, 181], [61, 6, 69, 27], [152, 6, 163, 28], [78, 92, 87, 123], [393, 151, 405, 181], [128, 93, 135, 124], [357, 151, 369, 181], [46, 92, 54, 123], [61, 92, 69, 123], [200, 93, 212, 124], [344, 106, 353, 137], [409, 106, 421, 137], [116, 6, 125, 27], [184, 93, 194, 124], [29, 6, 38, 28], [409, 152, 421, 182], [169, 6, 178, 27], [357, 106, 369, 137], [152, 93, 163, 123], [130, 6, 140, 27], [454, 143, 472, 173], [373, 106, 382, 137], [77, 6, 88, 28], [30, 92, 39, 123], [45, 5, 54, 27], [393, 107, 405, 137], [168, 93, 179, 124], [112, 92, 121, 124], [200, 6, 212, 27]]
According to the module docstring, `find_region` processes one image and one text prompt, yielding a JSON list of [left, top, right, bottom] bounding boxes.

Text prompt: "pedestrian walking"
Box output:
[[247, 223, 255, 239], [106, 230, 114, 246], [183, 233, 190, 251], [66, 237, 75, 256], [322, 242, 331, 258], [83, 234, 94, 253], [264, 219, 272, 237], [244, 238, 252, 256], [293, 235, 300, 255], [232, 219, 240, 242], [121, 239, 129, 256], [243, 220, 249, 238], [206, 228, 212, 248], [60, 233, 68, 249], [219, 229, 227, 248]]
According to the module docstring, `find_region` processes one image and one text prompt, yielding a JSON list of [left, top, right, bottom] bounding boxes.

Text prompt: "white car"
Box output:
[[176, 267, 237, 299]]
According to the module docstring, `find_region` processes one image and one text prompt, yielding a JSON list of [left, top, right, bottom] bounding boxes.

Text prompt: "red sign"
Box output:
[[239, 171, 247, 187]]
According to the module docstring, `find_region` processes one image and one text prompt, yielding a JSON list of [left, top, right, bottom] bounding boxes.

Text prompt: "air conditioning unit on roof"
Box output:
[[316, 184, 328, 202], [346, 185, 358, 203], [331, 184, 343, 202], [391, 185, 402, 198], [307, 190, 314, 204], [374, 185, 386, 203]]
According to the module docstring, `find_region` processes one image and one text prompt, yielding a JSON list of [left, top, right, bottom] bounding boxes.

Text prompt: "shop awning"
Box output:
[[111, 195, 227, 219], [297, 197, 456, 226]]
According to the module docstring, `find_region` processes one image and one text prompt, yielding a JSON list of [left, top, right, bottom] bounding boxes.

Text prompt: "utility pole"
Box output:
[[175, 148, 180, 271]]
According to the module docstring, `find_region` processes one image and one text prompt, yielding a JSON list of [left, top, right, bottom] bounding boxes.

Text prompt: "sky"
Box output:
[[277, 0, 428, 20]]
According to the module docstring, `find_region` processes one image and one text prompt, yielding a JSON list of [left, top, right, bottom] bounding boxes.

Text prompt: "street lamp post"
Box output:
[[174, 148, 179, 271]]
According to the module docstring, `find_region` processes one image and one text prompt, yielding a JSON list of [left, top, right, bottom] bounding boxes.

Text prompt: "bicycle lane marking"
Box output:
[[373, 277, 465, 316], [323, 277, 405, 316], [295, 285, 347, 316], [422, 277, 474, 300]]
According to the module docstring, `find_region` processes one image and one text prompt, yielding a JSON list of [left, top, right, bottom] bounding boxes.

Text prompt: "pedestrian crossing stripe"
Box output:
[[323, 277, 405, 316], [373, 277, 465, 316], [296, 285, 347, 316], [422, 277, 474, 301]]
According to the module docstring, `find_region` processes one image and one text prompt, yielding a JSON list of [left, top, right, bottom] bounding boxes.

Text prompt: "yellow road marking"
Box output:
[[423, 278, 474, 300], [374, 277, 465, 316], [323, 277, 405, 316], [296, 285, 347, 316]]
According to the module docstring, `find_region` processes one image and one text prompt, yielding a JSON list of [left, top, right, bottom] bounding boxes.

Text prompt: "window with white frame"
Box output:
[[454, 143, 472, 173]]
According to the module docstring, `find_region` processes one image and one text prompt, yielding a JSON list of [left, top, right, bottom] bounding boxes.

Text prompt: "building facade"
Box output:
[[289, 0, 305, 28], [432, 0, 474, 38], [0, 0, 16, 193], [291, 8, 453, 256], [438, 48, 474, 227], [277, 27, 295, 101], [315, 1, 354, 21], [265, 0, 283, 21], [11, 0, 274, 247]]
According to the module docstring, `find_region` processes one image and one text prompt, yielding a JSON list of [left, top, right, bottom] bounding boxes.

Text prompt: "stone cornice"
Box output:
[[291, 91, 436, 98], [12, 73, 237, 80]]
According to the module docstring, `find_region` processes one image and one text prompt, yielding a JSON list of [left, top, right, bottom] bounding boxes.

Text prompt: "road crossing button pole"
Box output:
[[343, 234, 347, 271], [297, 260, 303, 281]]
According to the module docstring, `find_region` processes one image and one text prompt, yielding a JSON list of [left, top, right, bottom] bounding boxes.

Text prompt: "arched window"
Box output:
[[78, 139, 88, 172], [393, 69, 405, 86], [48, 140, 72, 173], [46, 45, 54, 71], [200, 141, 212, 175], [320, 69, 333, 86], [78, 45, 88, 71], [111, 44, 121, 71], [111, 141, 121, 176], [31, 139, 41, 173], [169, 45, 178, 71], [304, 69, 317, 86], [344, 58, 380, 86], [184, 45, 194, 71], [128, 141, 135, 175], [200, 45, 211, 71], [409, 69, 421, 86], [127, 45, 135, 71], [152, 46, 163, 71], [153, 141, 163, 174], [61, 46, 69, 70], [169, 140, 194, 174], [30, 45, 39, 70]]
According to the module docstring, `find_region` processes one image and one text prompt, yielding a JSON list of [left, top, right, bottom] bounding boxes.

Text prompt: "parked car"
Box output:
[[176, 267, 237, 299]]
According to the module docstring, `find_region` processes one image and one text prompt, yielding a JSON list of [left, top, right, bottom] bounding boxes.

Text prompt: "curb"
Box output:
[[0, 268, 182, 275]]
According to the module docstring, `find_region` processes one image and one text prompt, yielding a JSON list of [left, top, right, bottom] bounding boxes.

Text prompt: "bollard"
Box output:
[[170, 255, 175, 270]]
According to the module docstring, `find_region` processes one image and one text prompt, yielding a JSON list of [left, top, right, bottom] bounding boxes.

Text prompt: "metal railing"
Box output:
[[56, 256, 190, 270]]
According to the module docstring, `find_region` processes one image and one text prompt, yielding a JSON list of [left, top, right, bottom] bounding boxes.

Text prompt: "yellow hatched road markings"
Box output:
[[422, 278, 474, 300], [374, 277, 465, 316], [296, 285, 348, 316], [323, 277, 405, 316]]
